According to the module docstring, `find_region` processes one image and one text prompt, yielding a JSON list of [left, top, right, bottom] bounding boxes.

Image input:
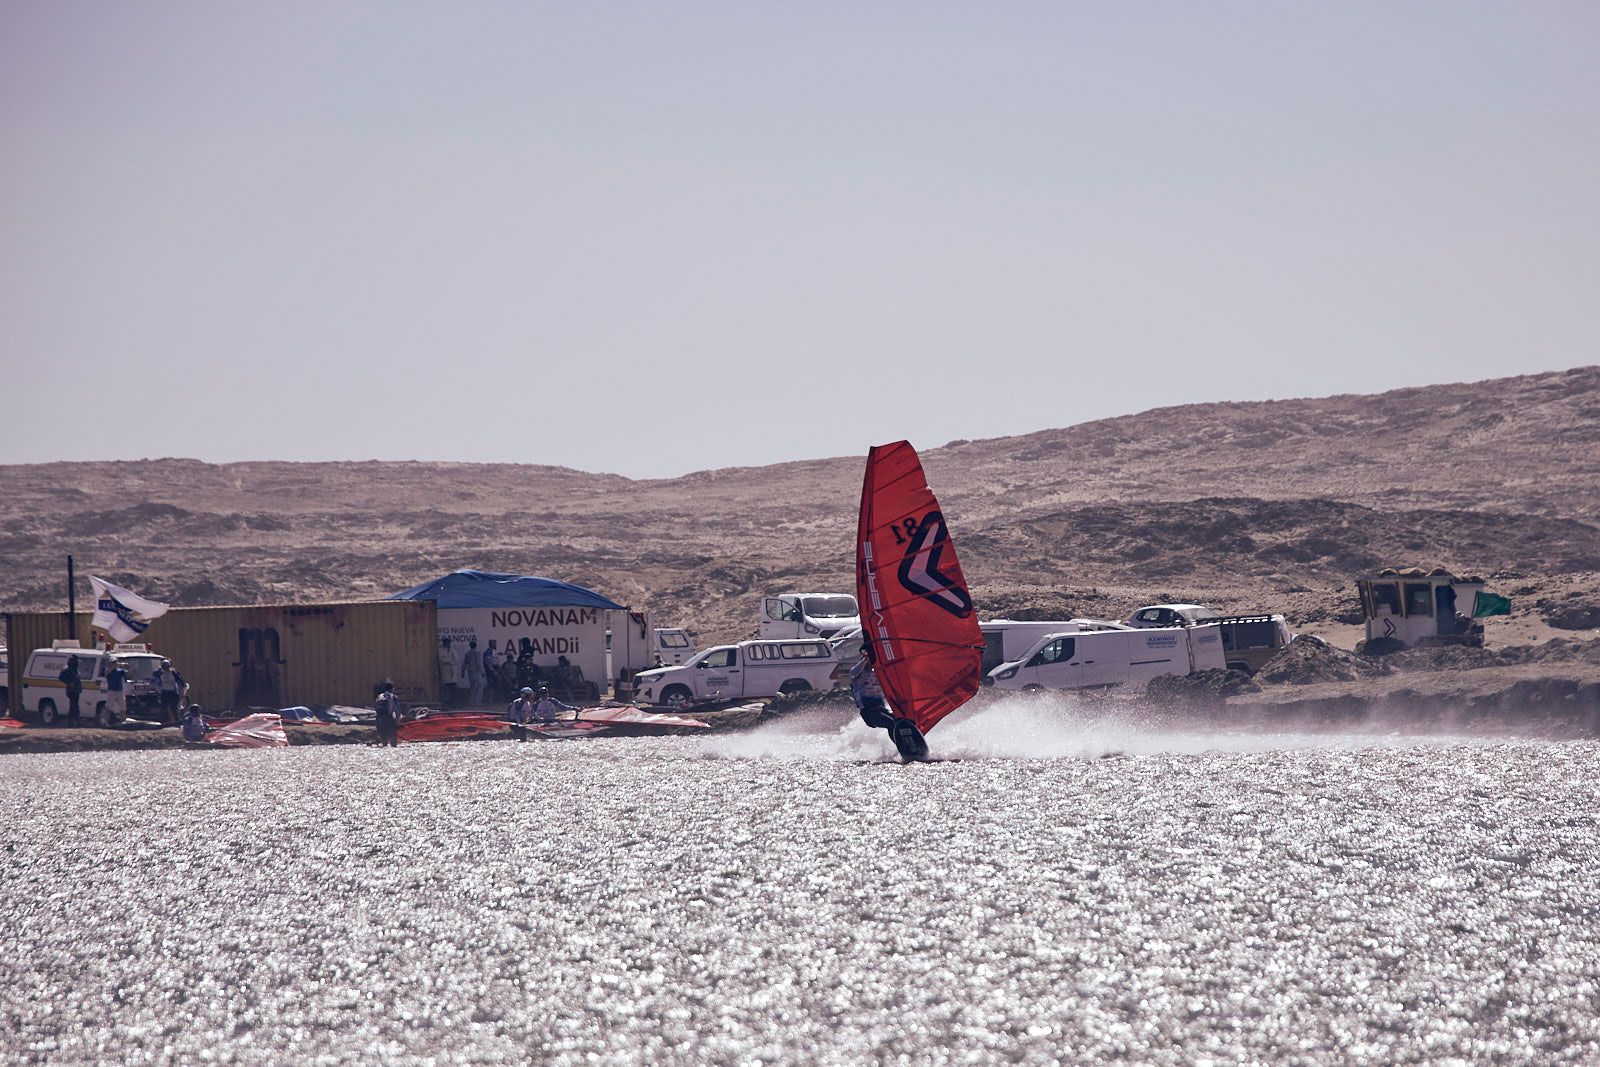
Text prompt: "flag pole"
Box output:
[[67, 555, 77, 641]]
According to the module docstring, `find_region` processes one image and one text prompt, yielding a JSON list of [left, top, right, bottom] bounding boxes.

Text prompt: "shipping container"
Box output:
[[5, 600, 438, 717]]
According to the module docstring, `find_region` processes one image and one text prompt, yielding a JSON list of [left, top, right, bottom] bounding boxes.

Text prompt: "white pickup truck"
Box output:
[[633, 638, 839, 707]]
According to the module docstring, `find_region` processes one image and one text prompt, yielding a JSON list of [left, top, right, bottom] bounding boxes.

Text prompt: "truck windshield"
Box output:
[[117, 657, 163, 681], [803, 596, 858, 619]]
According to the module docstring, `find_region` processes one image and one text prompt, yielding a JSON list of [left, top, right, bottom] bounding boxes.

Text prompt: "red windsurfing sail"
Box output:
[[398, 713, 507, 743], [856, 441, 983, 734], [206, 713, 290, 749]]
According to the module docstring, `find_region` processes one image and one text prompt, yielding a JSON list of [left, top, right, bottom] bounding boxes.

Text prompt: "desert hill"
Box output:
[[2, 365, 1597, 645]]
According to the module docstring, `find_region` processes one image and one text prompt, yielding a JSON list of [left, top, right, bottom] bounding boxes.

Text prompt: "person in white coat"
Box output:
[[463, 639, 485, 706], [437, 638, 459, 707]]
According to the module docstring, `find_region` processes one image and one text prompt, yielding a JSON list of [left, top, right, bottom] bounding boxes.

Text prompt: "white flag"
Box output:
[[89, 576, 170, 643]]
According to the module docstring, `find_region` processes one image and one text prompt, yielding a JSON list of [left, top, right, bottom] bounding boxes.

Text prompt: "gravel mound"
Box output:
[[1255, 635, 1392, 686], [1389, 638, 1600, 674], [1144, 668, 1261, 707]]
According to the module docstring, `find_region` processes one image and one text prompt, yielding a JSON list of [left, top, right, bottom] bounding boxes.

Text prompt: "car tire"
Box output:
[[661, 685, 693, 709], [40, 699, 58, 726], [779, 680, 811, 696], [1227, 662, 1255, 676], [95, 702, 112, 729]]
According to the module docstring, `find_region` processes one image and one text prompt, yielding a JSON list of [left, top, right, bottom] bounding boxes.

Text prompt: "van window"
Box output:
[[659, 632, 690, 649], [802, 596, 857, 620], [702, 648, 737, 669], [1404, 583, 1434, 617], [1224, 621, 1276, 651], [1369, 583, 1401, 615], [1028, 637, 1076, 667], [983, 632, 1005, 672], [780, 642, 829, 660]]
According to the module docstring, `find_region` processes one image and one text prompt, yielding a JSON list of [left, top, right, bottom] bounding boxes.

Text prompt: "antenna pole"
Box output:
[[67, 555, 77, 640]]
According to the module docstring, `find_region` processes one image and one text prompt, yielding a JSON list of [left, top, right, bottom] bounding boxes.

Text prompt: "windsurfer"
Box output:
[[848, 645, 894, 730], [849, 645, 929, 762]]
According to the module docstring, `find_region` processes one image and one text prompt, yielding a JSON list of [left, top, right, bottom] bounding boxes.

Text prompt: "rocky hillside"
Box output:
[[2, 365, 1597, 644]]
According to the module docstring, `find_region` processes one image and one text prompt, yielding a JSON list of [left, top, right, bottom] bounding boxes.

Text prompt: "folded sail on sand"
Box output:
[[855, 441, 983, 735]]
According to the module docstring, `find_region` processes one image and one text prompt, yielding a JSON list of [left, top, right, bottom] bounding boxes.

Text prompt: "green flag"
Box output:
[[1473, 591, 1512, 618]]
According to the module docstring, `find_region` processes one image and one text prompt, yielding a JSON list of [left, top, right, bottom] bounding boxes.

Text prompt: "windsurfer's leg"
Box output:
[[856, 697, 895, 731]]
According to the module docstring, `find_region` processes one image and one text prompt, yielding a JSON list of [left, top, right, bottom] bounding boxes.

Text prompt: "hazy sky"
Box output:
[[2, 3, 1595, 477]]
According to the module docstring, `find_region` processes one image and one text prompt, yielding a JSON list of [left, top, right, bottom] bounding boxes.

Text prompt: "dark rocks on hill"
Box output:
[[1546, 603, 1600, 631]]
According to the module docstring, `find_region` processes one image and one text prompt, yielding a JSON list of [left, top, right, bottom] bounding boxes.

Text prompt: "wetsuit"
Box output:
[[506, 696, 543, 740], [531, 695, 577, 724], [849, 658, 895, 731], [849, 655, 929, 761]]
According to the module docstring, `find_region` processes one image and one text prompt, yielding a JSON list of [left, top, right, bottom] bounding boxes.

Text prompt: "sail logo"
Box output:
[[897, 511, 974, 618], [862, 540, 897, 662]]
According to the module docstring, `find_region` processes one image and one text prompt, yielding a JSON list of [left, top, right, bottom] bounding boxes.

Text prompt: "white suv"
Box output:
[[1125, 604, 1222, 628]]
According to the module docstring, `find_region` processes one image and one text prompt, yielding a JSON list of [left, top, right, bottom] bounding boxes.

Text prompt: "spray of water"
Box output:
[[694, 691, 1509, 763]]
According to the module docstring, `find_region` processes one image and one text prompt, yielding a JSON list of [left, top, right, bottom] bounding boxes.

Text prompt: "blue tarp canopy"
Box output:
[[392, 570, 626, 611]]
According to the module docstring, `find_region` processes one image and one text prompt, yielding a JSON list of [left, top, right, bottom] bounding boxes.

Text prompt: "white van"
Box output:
[[633, 639, 839, 707], [986, 625, 1226, 692], [19, 643, 170, 727], [653, 627, 696, 666], [759, 593, 859, 640], [980, 619, 1131, 675]]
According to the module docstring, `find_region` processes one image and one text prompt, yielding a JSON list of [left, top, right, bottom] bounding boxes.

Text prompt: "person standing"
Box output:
[[58, 655, 84, 726], [104, 657, 128, 726], [374, 680, 402, 748], [150, 659, 186, 724], [437, 638, 459, 707], [463, 639, 485, 706], [498, 652, 519, 703], [482, 643, 498, 700], [516, 647, 537, 691]]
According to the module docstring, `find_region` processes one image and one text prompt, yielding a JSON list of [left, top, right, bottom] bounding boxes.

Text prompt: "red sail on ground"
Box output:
[[855, 441, 984, 734]]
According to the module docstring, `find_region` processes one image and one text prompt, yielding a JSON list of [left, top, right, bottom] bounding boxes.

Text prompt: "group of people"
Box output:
[[436, 638, 586, 708], [51, 654, 187, 726]]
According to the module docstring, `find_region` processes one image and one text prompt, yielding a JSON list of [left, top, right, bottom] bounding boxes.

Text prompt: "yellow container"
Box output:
[[5, 600, 438, 716]]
